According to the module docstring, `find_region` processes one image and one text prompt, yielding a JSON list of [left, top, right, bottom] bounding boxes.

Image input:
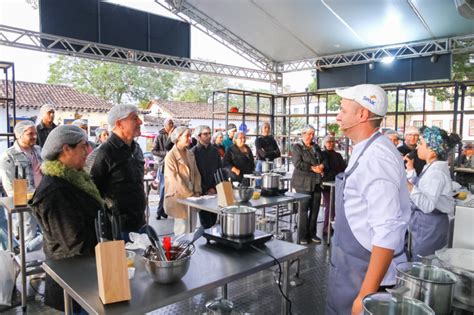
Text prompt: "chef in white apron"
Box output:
[[325, 84, 411, 315], [405, 126, 458, 261]]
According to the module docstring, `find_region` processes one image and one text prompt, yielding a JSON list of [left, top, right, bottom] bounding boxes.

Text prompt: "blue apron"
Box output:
[[408, 163, 449, 262], [326, 132, 402, 314]]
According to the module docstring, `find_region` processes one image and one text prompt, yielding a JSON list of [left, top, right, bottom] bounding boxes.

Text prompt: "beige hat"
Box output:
[[336, 84, 388, 116]]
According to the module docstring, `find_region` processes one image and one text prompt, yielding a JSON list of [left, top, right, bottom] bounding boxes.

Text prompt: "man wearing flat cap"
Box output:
[[325, 84, 410, 315], [36, 104, 57, 147], [89, 105, 146, 240]]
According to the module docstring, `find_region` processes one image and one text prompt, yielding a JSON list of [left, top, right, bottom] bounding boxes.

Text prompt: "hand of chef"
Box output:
[[351, 295, 363, 315], [404, 154, 415, 170], [231, 167, 241, 176]]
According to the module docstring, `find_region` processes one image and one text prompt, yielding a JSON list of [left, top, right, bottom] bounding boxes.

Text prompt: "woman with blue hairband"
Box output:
[[405, 126, 460, 261]]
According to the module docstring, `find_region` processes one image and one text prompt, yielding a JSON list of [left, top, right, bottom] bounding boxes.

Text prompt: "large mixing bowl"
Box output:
[[142, 245, 194, 284], [232, 186, 254, 203]]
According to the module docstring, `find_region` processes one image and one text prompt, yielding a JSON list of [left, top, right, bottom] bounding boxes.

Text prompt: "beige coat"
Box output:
[[164, 145, 202, 219]]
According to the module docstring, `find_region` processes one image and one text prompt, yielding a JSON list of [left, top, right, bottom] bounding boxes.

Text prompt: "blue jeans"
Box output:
[[0, 206, 19, 250]]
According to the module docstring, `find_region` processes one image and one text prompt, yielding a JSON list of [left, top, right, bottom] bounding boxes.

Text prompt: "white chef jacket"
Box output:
[[344, 132, 411, 285], [407, 161, 455, 215]]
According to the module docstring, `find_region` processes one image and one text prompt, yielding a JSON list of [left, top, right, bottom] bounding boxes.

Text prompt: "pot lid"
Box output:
[[363, 293, 434, 315], [222, 205, 257, 214], [435, 248, 474, 273], [396, 262, 457, 284]]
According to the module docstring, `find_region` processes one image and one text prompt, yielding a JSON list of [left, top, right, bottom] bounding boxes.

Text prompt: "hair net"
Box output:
[[227, 123, 237, 132], [14, 120, 35, 138], [404, 126, 420, 136], [72, 119, 88, 127], [233, 131, 246, 142], [194, 125, 211, 137], [212, 131, 223, 143], [170, 126, 189, 144], [107, 105, 138, 128], [95, 127, 106, 137], [384, 129, 399, 138], [40, 104, 55, 116], [322, 134, 335, 147], [41, 125, 88, 161], [300, 124, 315, 135]]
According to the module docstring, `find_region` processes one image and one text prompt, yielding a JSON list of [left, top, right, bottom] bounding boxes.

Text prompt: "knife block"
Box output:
[[95, 240, 131, 304], [13, 179, 28, 207], [216, 181, 234, 207]]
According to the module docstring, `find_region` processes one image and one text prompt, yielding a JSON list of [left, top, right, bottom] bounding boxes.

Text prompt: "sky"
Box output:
[[0, 0, 313, 92]]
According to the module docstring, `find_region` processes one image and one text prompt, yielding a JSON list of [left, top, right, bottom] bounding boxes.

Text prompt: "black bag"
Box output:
[[198, 211, 217, 229]]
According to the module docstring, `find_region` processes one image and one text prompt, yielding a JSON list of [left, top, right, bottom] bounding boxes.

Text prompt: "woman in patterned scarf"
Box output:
[[405, 126, 461, 261]]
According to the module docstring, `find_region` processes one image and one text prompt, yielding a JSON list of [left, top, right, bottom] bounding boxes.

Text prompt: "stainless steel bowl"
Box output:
[[363, 292, 434, 315], [142, 246, 194, 284], [232, 186, 254, 203]]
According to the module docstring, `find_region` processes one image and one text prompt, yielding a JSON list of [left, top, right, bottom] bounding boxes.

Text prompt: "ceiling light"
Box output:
[[430, 54, 439, 63], [368, 62, 375, 70], [381, 57, 395, 64]]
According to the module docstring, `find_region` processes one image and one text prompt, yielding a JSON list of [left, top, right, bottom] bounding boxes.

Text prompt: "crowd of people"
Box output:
[[0, 83, 469, 313]]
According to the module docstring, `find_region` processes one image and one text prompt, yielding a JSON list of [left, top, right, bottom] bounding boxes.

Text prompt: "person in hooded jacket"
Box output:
[[30, 125, 103, 313]]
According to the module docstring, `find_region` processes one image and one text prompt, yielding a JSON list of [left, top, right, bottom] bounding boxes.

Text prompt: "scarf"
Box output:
[[41, 160, 104, 204]]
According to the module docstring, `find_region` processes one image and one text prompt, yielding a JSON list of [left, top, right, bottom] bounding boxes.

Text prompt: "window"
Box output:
[[293, 108, 299, 114], [432, 120, 443, 128], [413, 120, 423, 128], [470, 119, 474, 136]]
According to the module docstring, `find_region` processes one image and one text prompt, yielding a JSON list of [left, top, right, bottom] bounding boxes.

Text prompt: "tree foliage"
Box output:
[[48, 56, 179, 106], [174, 73, 228, 103]]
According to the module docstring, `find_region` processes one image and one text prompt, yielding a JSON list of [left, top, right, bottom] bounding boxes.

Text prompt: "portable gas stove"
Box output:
[[203, 225, 273, 250]]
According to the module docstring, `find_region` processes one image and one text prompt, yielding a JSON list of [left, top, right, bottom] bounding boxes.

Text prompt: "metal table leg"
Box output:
[[7, 210, 13, 252], [64, 290, 73, 315], [222, 284, 228, 299], [280, 260, 290, 315], [327, 186, 334, 245], [145, 181, 150, 226], [19, 212, 26, 312], [186, 206, 192, 233]]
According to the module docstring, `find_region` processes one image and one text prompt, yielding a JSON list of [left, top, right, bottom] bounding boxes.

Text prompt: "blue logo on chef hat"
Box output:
[[363, 95, 377, 106], [239, 123, 248, 134]]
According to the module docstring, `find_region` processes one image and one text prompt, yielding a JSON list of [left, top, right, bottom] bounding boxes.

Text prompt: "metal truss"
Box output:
[[278, 34, 474, 72], [155, 0, 274, 71], [0, 24, 277, 83]]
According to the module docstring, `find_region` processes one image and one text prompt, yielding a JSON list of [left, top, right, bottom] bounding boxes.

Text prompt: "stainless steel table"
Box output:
[[42, 238, 308, 315], [177, 192, 310, 243], [322, 181, 335, 245]]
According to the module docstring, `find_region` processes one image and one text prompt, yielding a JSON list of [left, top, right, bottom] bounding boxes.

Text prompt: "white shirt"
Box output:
[[344, 132, 411, 285], [407, 161, 454, 215]]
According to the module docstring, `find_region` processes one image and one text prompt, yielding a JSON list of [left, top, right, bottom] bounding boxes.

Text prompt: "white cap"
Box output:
[[336, 84, 388, 116]]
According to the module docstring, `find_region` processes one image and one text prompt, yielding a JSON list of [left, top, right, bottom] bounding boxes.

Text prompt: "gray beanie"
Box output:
[[14, 120, 35, 138], [41, 125, 88, 161], [170, 126, 189, 144], [108, 105, 138, 129]]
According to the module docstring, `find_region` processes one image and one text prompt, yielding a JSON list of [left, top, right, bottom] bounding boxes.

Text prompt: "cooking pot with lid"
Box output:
[[262, 173, 281, 190], [363, 289, 434, 315], [396, 261, 457, 315], [261, 159, 273, 173], [220, 205, 256, 238]]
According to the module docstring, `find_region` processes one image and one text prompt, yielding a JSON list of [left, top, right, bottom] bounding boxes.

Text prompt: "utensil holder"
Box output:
[[216, 181, 234, 207], [95, 240, 131, 304]]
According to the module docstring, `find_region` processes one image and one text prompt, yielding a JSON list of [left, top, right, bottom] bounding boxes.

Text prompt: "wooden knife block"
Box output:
[[95, 240, 131, 304], [216, 181, 234, 207], [13, 179, 28, 207]]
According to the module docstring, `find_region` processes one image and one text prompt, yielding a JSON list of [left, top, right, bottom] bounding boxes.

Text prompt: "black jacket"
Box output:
[[152, 128, 173, 172], [291, 142, 328, 192], [255, 135, 281, 161], [191, 143, 222, 193], [322, 149, 346, 182], [36, 122, 57, 147], [89, 133, 146, 232], [30, 175, 100, 311], [398, 142, 426, 176], [223, 144, 255, 182]]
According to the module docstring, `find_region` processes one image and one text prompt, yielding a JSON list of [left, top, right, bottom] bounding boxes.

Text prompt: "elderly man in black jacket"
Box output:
[[89, 105, 146, 241], [152, 118, 174, 220], [191, 125, 222, 228], [291, 125, 328, 245]]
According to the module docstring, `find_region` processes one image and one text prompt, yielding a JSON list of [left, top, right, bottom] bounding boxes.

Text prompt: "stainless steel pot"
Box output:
[[262, 173, 281, 190], [261, 160, 273, 173], [396, 261, 457, 315], [220, 205, 256, 238], [363, 291, 434, 315]]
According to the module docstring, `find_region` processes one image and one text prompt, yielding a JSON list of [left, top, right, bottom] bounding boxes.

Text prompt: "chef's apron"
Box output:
[[408, 164, 449, 262], [326, 132, 403, 314]]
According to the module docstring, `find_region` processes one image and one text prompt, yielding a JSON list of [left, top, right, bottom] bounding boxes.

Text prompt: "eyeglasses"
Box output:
[[200, 132, 211, 136]]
